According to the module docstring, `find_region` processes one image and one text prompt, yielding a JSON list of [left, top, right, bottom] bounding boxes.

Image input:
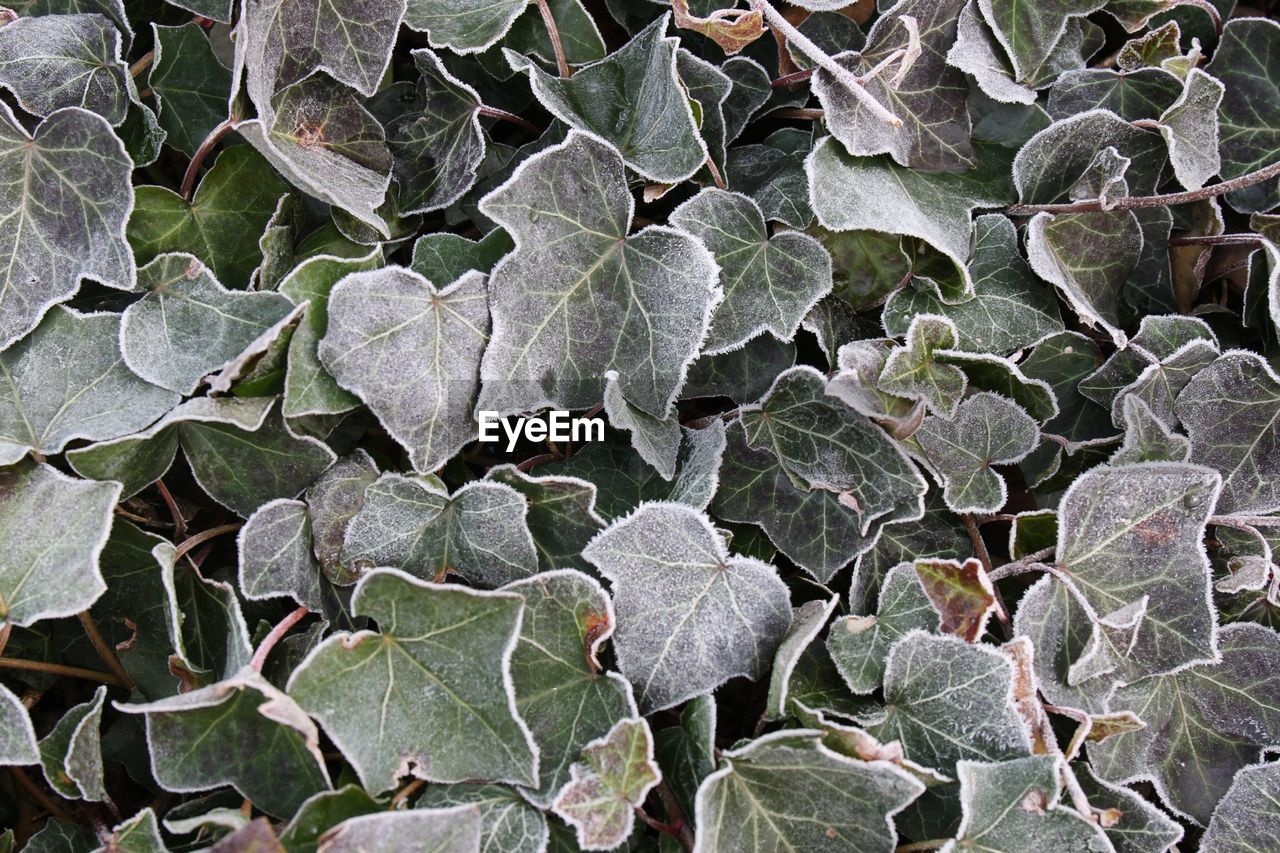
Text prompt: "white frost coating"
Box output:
[[603, 371, 681, 481], [915, 391, 1040, 514], [828, 562, 935, 695], [0, 104, 136, 350], [0, 13, 130, 124], [1158, 68, 1224, 191], [121, 253, 295, 395], [1201, 760, 1280, 852], [764, 596, 839, 720], [583, 502, 792, 713], [237, 498, 324, 611], [946, 1, 1036, 104], [477, 130, 721, 418], [878, 314, 968, 417], [1111, 338, 1219, 429], [977, 0, 1106, 85], [670, 188, 832, 355], [153, 539, 255, 678], [0, 683, 39, 765], [404, 0, 527, 54], [319, 805, 482, 853], [551, 717, 660, 851], [39, 686, 108, 802], [320, 267, 489, 475]]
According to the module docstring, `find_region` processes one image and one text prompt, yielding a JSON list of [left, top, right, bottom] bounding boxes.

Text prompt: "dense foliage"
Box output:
[[1, 0, 1280, 850]]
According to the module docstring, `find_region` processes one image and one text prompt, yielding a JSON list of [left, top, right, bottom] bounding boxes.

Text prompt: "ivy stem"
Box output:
[[988, 547, 1056, 582], [181, 118, 239, 201], [78, 611, 134, 691], [9, 768, 75, 823], [534, 0, 572, 78], [390, 778, 426, 807], [250, 606, 309, 673], [705, 155, 727, 189], [477, 105, 543, 135], [771, 68, 814, 88], [0, 623, 10, 659], [173, 522, 242, 563], [962, 514, 1010, 635], [129, 50, 154, 79], [773, 107, 825, 121], [1007, 159, 1280, 215], [895, 841, 948, 852], [155, 480, 186, 541], [752, 0, 903, 127], [1169, 234, 1264, 247], [0, 656, 126, 686], [654, 780, 695, 852]]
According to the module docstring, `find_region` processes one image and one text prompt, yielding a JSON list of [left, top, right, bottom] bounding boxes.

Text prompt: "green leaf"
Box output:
[[684, 334, 797, 404], [1090, 623, 1280, 824], [1157, 68, 1223, 190], [303, 450, 379, 584], [878, 315, 968, 418], [815, 0, 975, 171], [410, 228, 512, 283], [287, 568, 538, 792], [319, 806, 481, 852], [416, 784, 548, 853], [0, 461, 119, 627], [155, 538, 255, 687], [0, 684, 38, 766], [1015, 109, 1166, 203], [121, 253, 295, 394], [341, 472, 537, 587], [1110, 396, 1191, 465], [915, 392, 1039, 514], [551, 717, 660, 850], [128, 145, 289, 289], [829, 563, 935, 694], [1206, 18, 1280, 213], [503, 569, 635, 807], [1201, 761, 1280, 852], [278, 786, 381, 853], [118, 668, 331, 818], [505, 0, 605, 66], [950, 755, 1114, 852], [237, 499, 324, 611], [477, 130, 719, 416], [978, 0, 1106, 85], [98, 809, 168, 853], [39, 686, 107, 801], [404, 0, 526, 53], [0, 13, 129, 124], [1048, 68, 1184, 122], [765, 596, 838, 720], [693, 729, 924, 853], [947, 1, 1036, 104], [147, 22, 233, 156], [507, 16, 708, 183], [603, 371, 681, 479], [1073, 764, 1184, 853], [487, 465, 604, 572], [726, 127, 813, 229], [0, 104, 134, 349], [0, 307, 178, 461], [653, 694, 715, 828], [583, 502, 792, 713]]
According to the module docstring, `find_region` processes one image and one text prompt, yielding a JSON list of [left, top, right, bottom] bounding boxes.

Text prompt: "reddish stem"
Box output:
[[250, 606, 309, 672]]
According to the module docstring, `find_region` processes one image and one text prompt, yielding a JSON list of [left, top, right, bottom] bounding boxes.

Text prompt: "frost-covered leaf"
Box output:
[[0, 103, 134, 349], [765, 596, 838, 720], [869, 630, 1031, 769], [147, 22, 233, 156], [978, 0, 1106, 85], [340, 473, 537, 587], [1015, 109, 1166, 203], [815, 0, 974, 171], [507, 16, 706, 183], [946, 755, 1113, 853], [603, 371, 680, 480], [1206, 18, 1280, 213], [1090, 623, 1280, 824], [487, 466, 603, 572], [1157, 68, 1223, 190], [1201, 761, 1280, 853], [118, 668, 330, 818], [693, 729, 924, 853], [915, 557, 997, 642], [416, 784, 548, 853], [947, 1, 1036, 104], [277, 786, 381, 852], [1110, 396, 1191, 465], [552, 717, 659, 851], [477, 130, 718, 416], [319, 806, 481, 853], [504, 570, 635, 807], [237, 499, 324, 611], [677, 49, 732, 179], [726, 127, 813, 229], [0, 462, 118, 627], [1177, 351, 1280, 514], [288, 568, 538, 792], [39, 686, 107, 801], [1074, 765, 1183, 853], [915, 392, 1039, 514], [405, 0, 526, 53], [320, 267, 487, 472], [0, 13, 129, 124], [583, 502, 791, 713], [97, 809, 167, 853], [303, 450, 379, 585], [828, 562, 934, 694], [121, 253, 295, 394], [878, 315, 968, 417], [808, 138, 1014, 298], [670, 188, 830, 355], [0, 683, 38, 766]]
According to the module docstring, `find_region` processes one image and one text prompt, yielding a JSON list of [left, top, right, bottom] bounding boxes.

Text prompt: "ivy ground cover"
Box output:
[[2, 0, 1280, 850]]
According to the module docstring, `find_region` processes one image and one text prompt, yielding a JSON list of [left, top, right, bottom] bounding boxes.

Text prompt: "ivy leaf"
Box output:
[[118, 668, 331, 818], [1111, 396, 1191, 465], [1090, 623, 1280, 824], [603, 371, 681, 480], [0, 462, 118, 628], [947, 0, 1036, 104], [765, 596, 839, 720], [670, 188, 831, 355], [404, 0, 526, 54], [277, 786, 381, 852], [320, 268, 487, 473], [741, 367, 927, 529], [0, 684, 38, 766], [155, 539, 255, 688], [128, 145, 289, 290], [879, 315, 969, 417], [1073, 764, 1184, 853], [1206, 18, 1280, 213], [477, 130, 719, 416], [1156, 68, 1223, 190], [147, 22, 232, 157], [486, 466, 603, 573], [39, 686, 107, 801], [121, 254, 294, 395], [237, 499, 324, 611], [504, 569, 635, 807], [869, 630, 1031, 769], [98, 809, 167, 853], [287, 568, 538, 793], [0, 13, 129, 125], [949, 755, 1114, 852], [583, 502, 792, 713], [815, 0, 975, 171], [507, 16, 707, 183], [1176, 351, 1280, 515], [416, 784, 548, 853], [726, 127, 814, 229], [552, 718, 660, 851], [319, 806, 481, 852], [915, 392, 1039, 514], [915, 557, 998, 642], [1015, 109, 1166, 203], [808, 138, 1014, 299], [1201, 761, 1280, 852], [693, 729, 924, 853], [411, 229, 511, 283], [302, 450, 379, 584], [883, 215, 1063, 354], [978, 0, 1106, 85], [0, 104, 134, 349], [828, 562, 935, 694], [340, 473, 537, 587]]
